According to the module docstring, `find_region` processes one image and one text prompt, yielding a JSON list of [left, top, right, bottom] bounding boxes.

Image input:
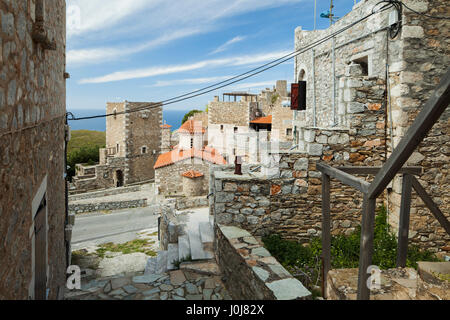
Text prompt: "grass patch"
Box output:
[[71, 249, 100, 269], [96, 239, 157, 258], [262, 205, 439, 294], [67, 130, 106, 180], [171, 254, 193, 269], [68, 130, 106, 154]]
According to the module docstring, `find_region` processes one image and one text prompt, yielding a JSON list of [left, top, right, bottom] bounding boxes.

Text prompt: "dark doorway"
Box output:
[[116, 170, 124, 187], [34, 195, 47, 300]]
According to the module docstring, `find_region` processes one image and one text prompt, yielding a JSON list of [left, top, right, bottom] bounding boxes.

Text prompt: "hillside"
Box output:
[[68, 130, 106, 153]]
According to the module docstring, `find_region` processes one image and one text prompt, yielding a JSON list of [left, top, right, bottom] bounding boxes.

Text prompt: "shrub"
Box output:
[[181, 109, 202, 125], [263, 205, 439, 292], [67, 145, 103, 180]]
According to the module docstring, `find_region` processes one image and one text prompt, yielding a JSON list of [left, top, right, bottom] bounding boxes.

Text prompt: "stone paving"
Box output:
[[65, 268, 231, 301]]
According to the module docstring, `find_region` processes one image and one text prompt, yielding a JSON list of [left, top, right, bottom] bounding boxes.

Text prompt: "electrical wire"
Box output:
[[68, 1, 401, 122], [399, 0, 450, 20]]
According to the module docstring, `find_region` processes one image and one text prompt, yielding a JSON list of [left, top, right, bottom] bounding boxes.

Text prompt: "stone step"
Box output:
[[188, 226, 206, 260], [199, 221, 214, 244], [167, 243, 179, 271], [178, 235, 191, 261], [144, 257, 157, 275], [155, 250, 168, 274]]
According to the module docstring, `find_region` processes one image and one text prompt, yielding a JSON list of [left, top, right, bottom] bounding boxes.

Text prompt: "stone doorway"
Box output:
[[115, 170, 124, 187]]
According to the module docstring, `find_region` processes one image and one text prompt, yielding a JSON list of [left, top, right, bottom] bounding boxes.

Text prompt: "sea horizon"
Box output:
[[67, 109, 188, 132]]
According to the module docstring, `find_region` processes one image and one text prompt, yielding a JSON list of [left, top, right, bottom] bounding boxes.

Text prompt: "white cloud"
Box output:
[[67, 0, 155, 36], [79, 50, 291, 84], [149, 76, 233, 87], [228, 81, 277, 91], [67, 28, 203, 66], [67, 0, 302, 66], [210, 36, 246, 55]]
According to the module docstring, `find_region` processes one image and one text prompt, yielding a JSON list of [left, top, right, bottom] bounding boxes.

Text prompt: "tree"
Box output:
[[181, 109, 202, 124], [67, 145, 103, 181]]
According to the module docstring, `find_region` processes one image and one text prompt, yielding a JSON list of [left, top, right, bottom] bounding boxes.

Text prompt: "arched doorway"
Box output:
[[115, 170, 124, 187]]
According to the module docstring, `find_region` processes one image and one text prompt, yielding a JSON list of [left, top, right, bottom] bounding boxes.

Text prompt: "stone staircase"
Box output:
[[145, 215, 214, 275]]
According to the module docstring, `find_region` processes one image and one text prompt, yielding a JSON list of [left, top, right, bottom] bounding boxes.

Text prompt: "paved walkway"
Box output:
[[65, 268, 231, 300], [71, 209, 159, 250]]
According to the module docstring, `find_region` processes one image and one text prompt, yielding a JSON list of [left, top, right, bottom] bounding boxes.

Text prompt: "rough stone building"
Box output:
[[71, 102, 162, 192], [207, 80, 293, 163], [290, 0, 449, 251], [154, 119, 226, 197], [0, 0, 68, 299]]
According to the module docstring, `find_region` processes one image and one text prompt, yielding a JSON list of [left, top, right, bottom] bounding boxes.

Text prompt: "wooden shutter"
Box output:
[[291, 83, 299, 110]]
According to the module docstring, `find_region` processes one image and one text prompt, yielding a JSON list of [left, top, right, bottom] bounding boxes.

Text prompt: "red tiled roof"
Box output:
[[178, 120, 205, 134], [161, 124, 172, 128], [154, 147, 226, 169], [181, 170, 204, 178], [250, 115, 272, 124]]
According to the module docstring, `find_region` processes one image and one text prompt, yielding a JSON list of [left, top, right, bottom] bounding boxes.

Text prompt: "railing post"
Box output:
[[396, 174, 413, 267], [411, 176, 450, 235], [357, 195, 376, 300], [321, 173, 331, 299]]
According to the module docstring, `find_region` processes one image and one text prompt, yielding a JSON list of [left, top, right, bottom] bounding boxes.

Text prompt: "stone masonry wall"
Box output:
[[106, 102, 126, 157], [293, 0, 449, 252], [126, 102, 162, 183], [211, 85, 388, 242], [208, 101, 249, 126], [294, 0, 399, 128], [215, 225, 311, 300], [68, 199, 147, 215], [155, 159, 210, 197], [386, 0, 450, 252], [0, 0, 67, 299]]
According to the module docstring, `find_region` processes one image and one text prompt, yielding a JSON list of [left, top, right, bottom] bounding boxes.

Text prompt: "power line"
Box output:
[[68, 0, 436, 122], [399, 0, 450, 20]]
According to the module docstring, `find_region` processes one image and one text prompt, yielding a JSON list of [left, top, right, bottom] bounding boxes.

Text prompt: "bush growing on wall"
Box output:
[[181, 109, 202, 125], [263, 205, 439, 291], [67, 145, 103, 180]]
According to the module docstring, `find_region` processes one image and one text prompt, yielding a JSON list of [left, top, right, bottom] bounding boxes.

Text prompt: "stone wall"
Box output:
[[189, 111, 208, 126], [292, 0, 449, 252], [211, 91, 388, 242], [182, 175, 204, 197], [126, 102, 162, 183], [215, 225, 311, 300], [161, 126, 171, 153], [68, 184, 142, 201], [386, 0, 450, 252], [294, 0, 397, 128], [106, 102, 126, 157], [71, 156, 126, 193], [208, 101, 249, 126], [155, 159, 210, 197], [68, 199, 147, 214], [0, 0, 67, 299], [175, 196, 209, 210]]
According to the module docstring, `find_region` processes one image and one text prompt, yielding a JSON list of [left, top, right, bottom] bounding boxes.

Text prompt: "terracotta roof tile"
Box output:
[[181, 170, 204, 178], [161, 124, 172, 128], [250, 115, 272, 124], [154, 147, 226, 169], [178, 120, 205, 134]]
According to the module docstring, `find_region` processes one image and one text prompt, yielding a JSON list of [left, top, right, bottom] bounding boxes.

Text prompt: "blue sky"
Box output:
[[66, 0, 356, 113]]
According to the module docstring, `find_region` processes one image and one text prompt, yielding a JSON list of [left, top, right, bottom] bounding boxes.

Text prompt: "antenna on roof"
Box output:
[[320, 0, 339, 26]]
